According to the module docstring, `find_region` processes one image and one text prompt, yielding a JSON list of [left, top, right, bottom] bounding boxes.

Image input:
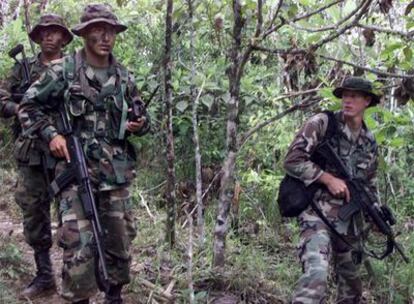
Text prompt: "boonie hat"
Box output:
[[333, 77, 381, 107], [72, 4, 127, 36], [29, 14, 73, 46]]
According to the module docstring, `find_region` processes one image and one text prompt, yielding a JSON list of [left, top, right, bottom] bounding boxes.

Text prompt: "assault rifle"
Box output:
[[315, 142, 409, 263], [8, 44, 31, 102], [49, 107, 109, 290]]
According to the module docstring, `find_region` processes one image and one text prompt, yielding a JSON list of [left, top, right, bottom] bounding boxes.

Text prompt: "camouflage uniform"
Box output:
[[19, 39, 150, 303], [0, 54, 55, 251], [284, 111, 378, 304], [0, 15, 73, 299]]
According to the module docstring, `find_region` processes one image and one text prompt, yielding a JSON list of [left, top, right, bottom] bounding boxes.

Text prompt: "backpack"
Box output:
[[277, 111, 337, 217]]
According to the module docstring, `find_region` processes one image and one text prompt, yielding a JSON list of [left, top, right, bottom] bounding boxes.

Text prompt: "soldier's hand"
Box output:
[[318, 172, 350, 203], [126, 117, 146, 133], [49, 134, 70, 162]]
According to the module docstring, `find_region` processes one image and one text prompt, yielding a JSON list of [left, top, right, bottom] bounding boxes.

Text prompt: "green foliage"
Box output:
[[2, 0, 414, 302]]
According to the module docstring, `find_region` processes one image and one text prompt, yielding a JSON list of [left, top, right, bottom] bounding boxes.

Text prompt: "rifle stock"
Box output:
[[8, 44, 31, 102]]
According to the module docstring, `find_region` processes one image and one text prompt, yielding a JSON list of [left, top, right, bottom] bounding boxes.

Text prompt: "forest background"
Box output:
[[1, 0, 414, 303]]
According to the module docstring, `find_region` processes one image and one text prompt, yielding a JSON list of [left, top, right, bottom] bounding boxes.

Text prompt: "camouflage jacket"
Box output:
[[283, 111, 379, 234], [19, 50, 151, 190], [0, 53, 48, 123], [0, 53, 56, 166]]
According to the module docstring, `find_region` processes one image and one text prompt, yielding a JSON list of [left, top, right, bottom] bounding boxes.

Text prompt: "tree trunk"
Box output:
[[0, 0, 4, 27], [164, 0, 176, 248], [23, 0, 35, 54], [187, 0, 205, 245], [213, 0, 243, 267]]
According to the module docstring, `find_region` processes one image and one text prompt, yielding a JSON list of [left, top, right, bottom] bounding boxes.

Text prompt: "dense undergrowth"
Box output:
[[2, 0, 414, 303]]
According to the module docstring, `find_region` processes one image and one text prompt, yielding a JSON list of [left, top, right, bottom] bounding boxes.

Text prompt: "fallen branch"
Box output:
[[138, 191, 156, 223], [138, 277, 175, 302]]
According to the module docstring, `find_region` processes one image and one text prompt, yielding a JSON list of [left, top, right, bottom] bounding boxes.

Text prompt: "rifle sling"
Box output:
[[309, 200, 360, 252]]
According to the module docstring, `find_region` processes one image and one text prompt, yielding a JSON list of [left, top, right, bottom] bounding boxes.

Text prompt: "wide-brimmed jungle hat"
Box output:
[[29, 14, 73, 46], [71, 4, 127, 36], [333, 77, 381, 107]]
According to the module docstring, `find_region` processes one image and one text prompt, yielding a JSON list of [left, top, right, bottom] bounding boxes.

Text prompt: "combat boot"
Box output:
[[104, 284, 123, 304], [19, 249, 56, 299]]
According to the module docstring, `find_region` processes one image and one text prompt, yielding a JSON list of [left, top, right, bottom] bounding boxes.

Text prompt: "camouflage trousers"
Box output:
[[58, 183, 137, 302], [291, 218, 362, 304], [15, 164, 52, 252]]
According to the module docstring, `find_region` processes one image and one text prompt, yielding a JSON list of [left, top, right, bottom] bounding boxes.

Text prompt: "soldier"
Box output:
[[283, 77, 381, 304], [18, 4, 150, 304], [0, 14, 73, 299]]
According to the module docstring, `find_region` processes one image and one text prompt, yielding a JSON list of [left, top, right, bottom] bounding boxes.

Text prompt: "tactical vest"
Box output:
[[61, 52, 130, 142], [58, 52, 137, 188]]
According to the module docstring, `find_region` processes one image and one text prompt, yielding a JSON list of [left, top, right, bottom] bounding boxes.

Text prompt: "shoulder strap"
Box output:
[[62, 54, 77, 108], [117, 65, 129, 140], [321, 110, 338, 142]]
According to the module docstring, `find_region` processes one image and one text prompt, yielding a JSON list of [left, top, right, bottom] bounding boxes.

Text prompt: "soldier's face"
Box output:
[[39, 26, 65, 55], [341, 90, 371, 118], [83, 23, 116, 59]]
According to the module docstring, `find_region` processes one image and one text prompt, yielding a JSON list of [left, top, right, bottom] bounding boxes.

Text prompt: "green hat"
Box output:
[[29, 14, 73, 46], [333, 76, 381, 107], [71, 4, 127, 36]]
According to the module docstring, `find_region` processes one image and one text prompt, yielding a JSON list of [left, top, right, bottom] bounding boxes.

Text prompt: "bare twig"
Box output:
[[285, 1, 366, 34], [272, 87, 322, 102], [202, 171, 221, 200], [253, 45, 414, 78], [357, 23, 414, 39], [292, 0, 344, 22], [142, 180, 167, 194], [236, 0, 263, 84], [262, 21, 285, 40], [264, 0, 284, 36], [311, 0, 372, 50], [319, 54, 414, 78], [284, 19, 337, 33], [252, 45, 307, 55], [239, 97, 322, 149]]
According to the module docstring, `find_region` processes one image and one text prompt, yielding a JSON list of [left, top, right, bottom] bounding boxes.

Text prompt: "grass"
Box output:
[[0, 235, 31, 304]]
